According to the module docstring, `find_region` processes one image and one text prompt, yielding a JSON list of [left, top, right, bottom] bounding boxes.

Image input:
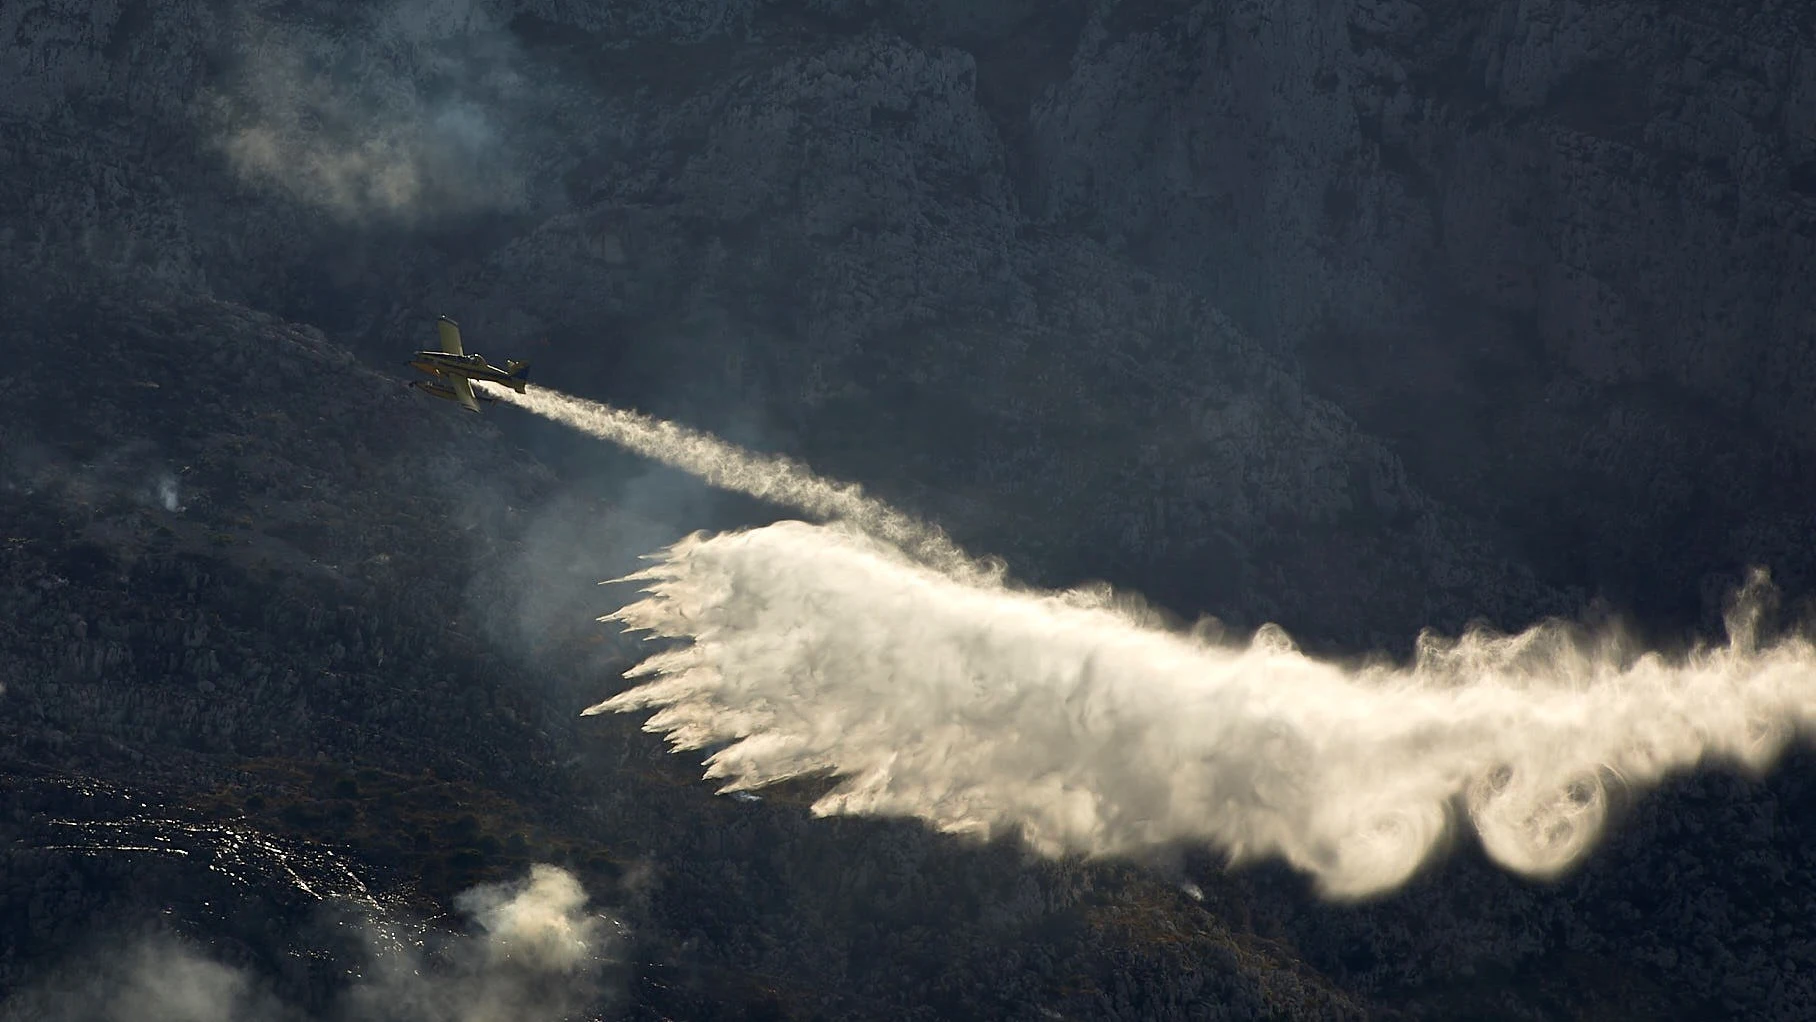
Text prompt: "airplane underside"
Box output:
[[405, 316, 530, 411]]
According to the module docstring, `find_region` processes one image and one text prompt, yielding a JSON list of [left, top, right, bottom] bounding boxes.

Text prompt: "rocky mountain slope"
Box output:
[[4, 0, 1816, 1018], [2, 0, 1586, 651], [1014, 0, 1816, 630], [0, 277, 1381, 1020], [10, 0, 1815, 636]]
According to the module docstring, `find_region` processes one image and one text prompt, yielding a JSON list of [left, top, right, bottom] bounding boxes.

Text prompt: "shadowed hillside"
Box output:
[[4, 1, 1815, 1018]]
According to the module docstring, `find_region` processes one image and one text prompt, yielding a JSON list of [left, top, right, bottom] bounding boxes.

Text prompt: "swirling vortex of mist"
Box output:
[[482, 383, 1816, 899]]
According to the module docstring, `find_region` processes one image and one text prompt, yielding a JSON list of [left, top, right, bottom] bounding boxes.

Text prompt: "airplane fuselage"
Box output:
[[409, 350, 528, 390], [405, 316, 530, 412]]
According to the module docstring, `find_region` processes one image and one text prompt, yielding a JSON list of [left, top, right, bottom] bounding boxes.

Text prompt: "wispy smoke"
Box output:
[[494, 383, 1816, 900], [105, 943, 290, 1022], [0, 937, 292, 1022], [210, 0, 531, 222], [0, 436, 187, 513], [1, 865, 622, 1021], [467, 476, 724, 669], [349, 864, 620, 1022], [154, 471, 183, 512]]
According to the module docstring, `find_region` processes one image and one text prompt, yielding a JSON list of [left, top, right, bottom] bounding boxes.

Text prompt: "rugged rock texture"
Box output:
[[10, 0, 1814, 638], [0, 278, 1379, 1020], [1, 0, 1582, 651], [4, 0, 1816, 1018], [1010, 0, 1816, 626]]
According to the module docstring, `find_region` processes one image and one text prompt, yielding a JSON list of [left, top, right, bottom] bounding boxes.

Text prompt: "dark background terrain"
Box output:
[[3, 1, 1815, 1018]]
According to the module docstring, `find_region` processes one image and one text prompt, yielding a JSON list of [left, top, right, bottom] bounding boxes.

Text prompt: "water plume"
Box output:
[[474, 382, 994, 581], [595, 523, 1816, 898], [490, 383, 1816, 898]]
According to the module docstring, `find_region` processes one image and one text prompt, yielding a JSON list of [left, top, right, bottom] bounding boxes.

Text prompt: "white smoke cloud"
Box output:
[[0, 938, 298, 1022], [0, 865, 622, 1022], [113, 943, 294, 1022], [209, 0, 531, 222], [481, 383, 1816, 900], [154, 471, 184, 512], [458, 864, 599, 968], [349, 864, 620, 1022]]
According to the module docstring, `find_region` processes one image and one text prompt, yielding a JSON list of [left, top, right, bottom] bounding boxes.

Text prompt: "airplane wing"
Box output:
[[436, 316, 464, 356], [451, 374, 480, 412]]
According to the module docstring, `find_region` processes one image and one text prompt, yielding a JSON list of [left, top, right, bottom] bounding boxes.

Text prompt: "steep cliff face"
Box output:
[[8, 0, 1810, 641], [0, 274, 1379, 1022], [6, 3, 1816, 1017], [1, 0, 1584, 649], [1011, 0, 1816, 623], [1027, 2, 1816, 369], [429, 23, 1580, 646]]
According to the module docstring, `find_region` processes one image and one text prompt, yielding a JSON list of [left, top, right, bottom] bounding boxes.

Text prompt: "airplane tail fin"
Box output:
[[505, 360, 531, 392]]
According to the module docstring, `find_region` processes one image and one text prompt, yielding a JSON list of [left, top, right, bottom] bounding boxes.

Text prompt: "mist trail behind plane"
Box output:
[[486, 382, 1816, 899], [474, 382, 995, 582]]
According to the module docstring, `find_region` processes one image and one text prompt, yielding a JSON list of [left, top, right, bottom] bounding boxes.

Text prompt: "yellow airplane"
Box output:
[[406, 316, 530, 412]]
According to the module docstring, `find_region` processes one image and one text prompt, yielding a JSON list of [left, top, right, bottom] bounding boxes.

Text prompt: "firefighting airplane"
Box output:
[[406, 316, 531, 412]]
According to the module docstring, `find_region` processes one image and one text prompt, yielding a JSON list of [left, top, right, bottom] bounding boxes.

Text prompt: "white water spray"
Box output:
[[476, 382, 997, 581], [489, 383, 1816, 898]]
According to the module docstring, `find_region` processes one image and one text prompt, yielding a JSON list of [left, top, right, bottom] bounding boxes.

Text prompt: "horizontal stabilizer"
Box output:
[[504, 359, 531, 392]]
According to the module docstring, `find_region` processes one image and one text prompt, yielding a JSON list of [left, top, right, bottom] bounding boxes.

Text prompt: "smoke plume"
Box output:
[[0, 864, 622, 1021], [154, 471, 184, 512], [348, 864, 619, 1021], [209, 0, 532, 222], [494, 384, 1816, 898]]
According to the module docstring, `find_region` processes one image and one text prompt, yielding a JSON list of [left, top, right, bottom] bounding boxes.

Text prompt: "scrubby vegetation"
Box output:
[[1, 279, 1378, 1020]]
